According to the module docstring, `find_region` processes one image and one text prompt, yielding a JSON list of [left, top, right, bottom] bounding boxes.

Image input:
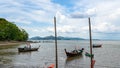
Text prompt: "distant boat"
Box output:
[[64, 48, 84, 57], [93, 44, 102, 48], [18, 45, 40, 52]]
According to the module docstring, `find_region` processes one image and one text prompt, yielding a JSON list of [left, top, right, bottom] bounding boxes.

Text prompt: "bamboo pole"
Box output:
[[54, 16, 58, 68], [88, 17, 93, 68]]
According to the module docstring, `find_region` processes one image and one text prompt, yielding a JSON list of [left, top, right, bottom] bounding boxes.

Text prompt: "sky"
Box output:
[[0, 0, 120, 40]]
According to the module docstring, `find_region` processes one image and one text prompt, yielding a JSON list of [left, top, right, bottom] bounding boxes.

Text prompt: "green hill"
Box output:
[[0, 18, 28, 41]]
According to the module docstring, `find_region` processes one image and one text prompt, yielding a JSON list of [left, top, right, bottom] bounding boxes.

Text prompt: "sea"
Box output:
[[0, 40, 120, 68]]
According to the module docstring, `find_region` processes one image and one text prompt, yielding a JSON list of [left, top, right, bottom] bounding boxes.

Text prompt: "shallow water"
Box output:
[[0, 40, 120, 68]]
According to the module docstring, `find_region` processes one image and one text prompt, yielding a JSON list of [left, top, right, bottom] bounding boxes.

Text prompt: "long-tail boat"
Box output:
[[64, 48, 84, 57], [18, 45, 40, 52]]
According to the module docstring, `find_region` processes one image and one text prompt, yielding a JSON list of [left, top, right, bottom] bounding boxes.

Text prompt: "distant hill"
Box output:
[[29, 35, 85, 40]]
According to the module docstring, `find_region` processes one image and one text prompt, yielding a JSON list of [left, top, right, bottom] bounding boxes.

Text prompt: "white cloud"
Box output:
[[0, 0, 65, 24], [64, 0, 120, 39], [1, 0, 120, 39]]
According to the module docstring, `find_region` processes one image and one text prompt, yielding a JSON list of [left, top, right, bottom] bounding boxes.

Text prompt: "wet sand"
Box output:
[[0, 41, 27, 46]]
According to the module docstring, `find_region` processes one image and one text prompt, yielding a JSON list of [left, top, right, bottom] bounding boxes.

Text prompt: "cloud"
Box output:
[[62, 0, 120, 39], [70, 8, 96, 18], [0, 0, 120, 39], [0, 0, 65, 24]]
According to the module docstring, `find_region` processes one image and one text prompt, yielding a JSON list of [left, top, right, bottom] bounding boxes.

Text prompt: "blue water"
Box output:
[[0, 40, 120, 68]]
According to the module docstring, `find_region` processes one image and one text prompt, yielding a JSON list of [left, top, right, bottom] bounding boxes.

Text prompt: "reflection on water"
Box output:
[[66, 55, 83, 63], [18, 52, 32, 56], [65, 55, 83, 68], [0, 40, 120, 68]]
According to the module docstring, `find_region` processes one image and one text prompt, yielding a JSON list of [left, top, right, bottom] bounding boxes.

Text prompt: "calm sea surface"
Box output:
[[0, 40, 120, 68]]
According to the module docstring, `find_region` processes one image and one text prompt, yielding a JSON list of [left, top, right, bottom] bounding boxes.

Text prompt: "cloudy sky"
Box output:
[[0, 0, 120, 40]]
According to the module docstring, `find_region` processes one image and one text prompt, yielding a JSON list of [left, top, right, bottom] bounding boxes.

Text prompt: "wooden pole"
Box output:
[[54, 16, 58, 68], [88, 17, 93, 68]]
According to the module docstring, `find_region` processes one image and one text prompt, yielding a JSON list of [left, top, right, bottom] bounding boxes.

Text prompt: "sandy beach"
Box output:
[[0, 41, 27, 46]]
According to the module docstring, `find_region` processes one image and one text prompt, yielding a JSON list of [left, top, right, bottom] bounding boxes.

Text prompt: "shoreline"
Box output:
[[0, 41, 28, 46]]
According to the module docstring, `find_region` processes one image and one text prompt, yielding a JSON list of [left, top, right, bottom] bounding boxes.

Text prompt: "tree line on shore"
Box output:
[[0, 18, 28, 41]]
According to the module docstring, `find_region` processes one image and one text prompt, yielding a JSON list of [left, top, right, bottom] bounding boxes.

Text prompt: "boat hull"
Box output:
[[93, 44, 102, 48], [18, 48, 39, 52], [65, 52, 82, 57], [64, 48, 84, 57]]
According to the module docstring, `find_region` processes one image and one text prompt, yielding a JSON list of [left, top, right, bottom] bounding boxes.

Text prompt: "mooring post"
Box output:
[[54, 16, 58, 68], [88, 17, 93, 68]]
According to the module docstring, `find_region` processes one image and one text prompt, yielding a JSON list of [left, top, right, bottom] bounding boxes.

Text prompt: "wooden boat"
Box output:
[[85, 52, 94, 58], [18, 45, 40, 52], [93, 44, 102, 48], [64, 48, 84, 57]]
